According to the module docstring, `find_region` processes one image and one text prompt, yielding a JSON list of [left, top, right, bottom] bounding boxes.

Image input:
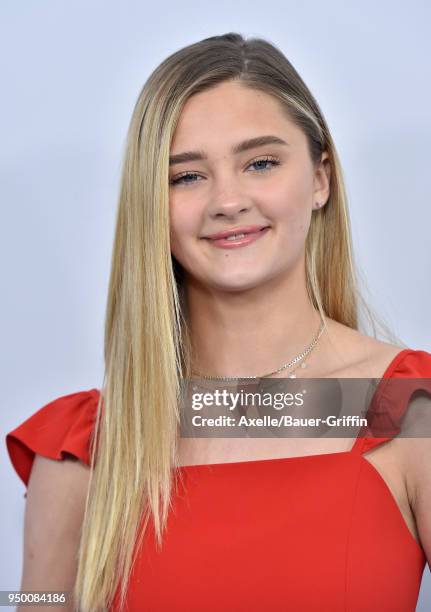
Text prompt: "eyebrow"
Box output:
[[169, 135, 289, 166]]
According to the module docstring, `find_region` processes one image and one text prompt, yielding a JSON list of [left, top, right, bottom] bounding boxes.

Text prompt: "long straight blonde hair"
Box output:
[[74, 32, 397, 611]]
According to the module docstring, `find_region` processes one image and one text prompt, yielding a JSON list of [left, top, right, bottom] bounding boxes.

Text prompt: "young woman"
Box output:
[[6, 32, 431, 611]]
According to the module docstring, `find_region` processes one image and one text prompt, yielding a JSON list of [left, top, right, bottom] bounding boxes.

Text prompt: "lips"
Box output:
[[203, 225, 269, 240], [202, 225, 271, 249]]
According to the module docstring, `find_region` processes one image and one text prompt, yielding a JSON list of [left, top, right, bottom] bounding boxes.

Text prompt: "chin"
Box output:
[[206, 272, 270, 293]]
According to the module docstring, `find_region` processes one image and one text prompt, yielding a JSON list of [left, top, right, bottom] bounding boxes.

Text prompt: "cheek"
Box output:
[[266, 180, 310, 224], [263, 179, 312, 249], [169, 195, 199, 255]]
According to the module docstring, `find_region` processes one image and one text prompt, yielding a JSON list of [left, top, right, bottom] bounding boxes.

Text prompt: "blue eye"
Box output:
[[248, 156, 281, 172], [170, 172, 203, 186], [169, 156, 281, 186]]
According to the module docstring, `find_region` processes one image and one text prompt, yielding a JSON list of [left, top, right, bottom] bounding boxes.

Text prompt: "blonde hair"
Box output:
[[74, 32, 400, 610]]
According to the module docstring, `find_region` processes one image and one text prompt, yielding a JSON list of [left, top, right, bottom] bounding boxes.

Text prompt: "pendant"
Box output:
[[288, 359, 307, 378]]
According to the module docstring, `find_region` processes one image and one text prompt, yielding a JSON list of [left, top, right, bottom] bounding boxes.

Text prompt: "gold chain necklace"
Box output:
[[191, 315, 326, 381]]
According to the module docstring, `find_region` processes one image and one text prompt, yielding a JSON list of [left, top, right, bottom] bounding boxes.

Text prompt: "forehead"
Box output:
[[171, 81, 303, 150]]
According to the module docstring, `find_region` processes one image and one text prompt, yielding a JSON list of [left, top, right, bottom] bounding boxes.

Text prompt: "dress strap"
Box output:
[[350, 376, 404, 456], [350, 435, 392, 456]]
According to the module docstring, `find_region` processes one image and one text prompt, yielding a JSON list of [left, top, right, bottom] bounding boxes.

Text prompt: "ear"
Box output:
[[313, 152, 331, 210]]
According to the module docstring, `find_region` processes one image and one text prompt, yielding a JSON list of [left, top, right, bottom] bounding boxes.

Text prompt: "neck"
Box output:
[[185, 263, 323, 378]]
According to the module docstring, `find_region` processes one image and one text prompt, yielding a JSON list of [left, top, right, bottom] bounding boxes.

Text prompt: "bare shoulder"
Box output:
[[317, 318, 405, 378], [20, 454, 91, 596]]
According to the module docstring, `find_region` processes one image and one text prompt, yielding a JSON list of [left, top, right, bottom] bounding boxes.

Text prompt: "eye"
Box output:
[[247, 155, 281, 173], [169, 172, 203, 186]]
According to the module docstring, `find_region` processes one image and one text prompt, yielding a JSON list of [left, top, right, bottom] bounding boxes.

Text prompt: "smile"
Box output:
[[204, 227, 270, 249]]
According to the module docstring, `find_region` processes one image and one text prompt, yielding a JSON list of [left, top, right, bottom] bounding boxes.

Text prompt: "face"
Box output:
[[169, 80, 330, 292]]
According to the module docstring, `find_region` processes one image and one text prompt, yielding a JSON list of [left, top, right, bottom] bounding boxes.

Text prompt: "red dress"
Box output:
[[5, 348, 431, 611]]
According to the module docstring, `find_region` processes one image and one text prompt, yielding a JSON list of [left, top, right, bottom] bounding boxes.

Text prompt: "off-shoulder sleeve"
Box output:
[[5, 388, 101, 495]]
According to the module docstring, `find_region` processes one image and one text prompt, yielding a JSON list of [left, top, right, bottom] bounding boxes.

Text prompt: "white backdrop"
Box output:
[[1, 0, 430, 607]]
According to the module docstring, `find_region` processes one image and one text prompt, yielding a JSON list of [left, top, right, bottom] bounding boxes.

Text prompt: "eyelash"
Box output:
[[169, 155, 281, 186]]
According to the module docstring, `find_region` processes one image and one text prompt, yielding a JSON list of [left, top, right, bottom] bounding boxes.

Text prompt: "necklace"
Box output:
[[191, 315, 326, 381]]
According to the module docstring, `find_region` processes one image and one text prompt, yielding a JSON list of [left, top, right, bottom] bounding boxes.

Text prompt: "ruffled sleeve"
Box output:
[[388, 349, 431, 378], [5, 388, 101, 496], [359, 349, 431, 454]]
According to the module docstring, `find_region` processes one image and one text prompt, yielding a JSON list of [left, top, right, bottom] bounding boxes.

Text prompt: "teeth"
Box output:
[[225, 233, 246, 240]]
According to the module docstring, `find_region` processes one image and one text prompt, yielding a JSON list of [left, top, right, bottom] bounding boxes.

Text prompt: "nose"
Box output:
[[208, 175, 252, 220]]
